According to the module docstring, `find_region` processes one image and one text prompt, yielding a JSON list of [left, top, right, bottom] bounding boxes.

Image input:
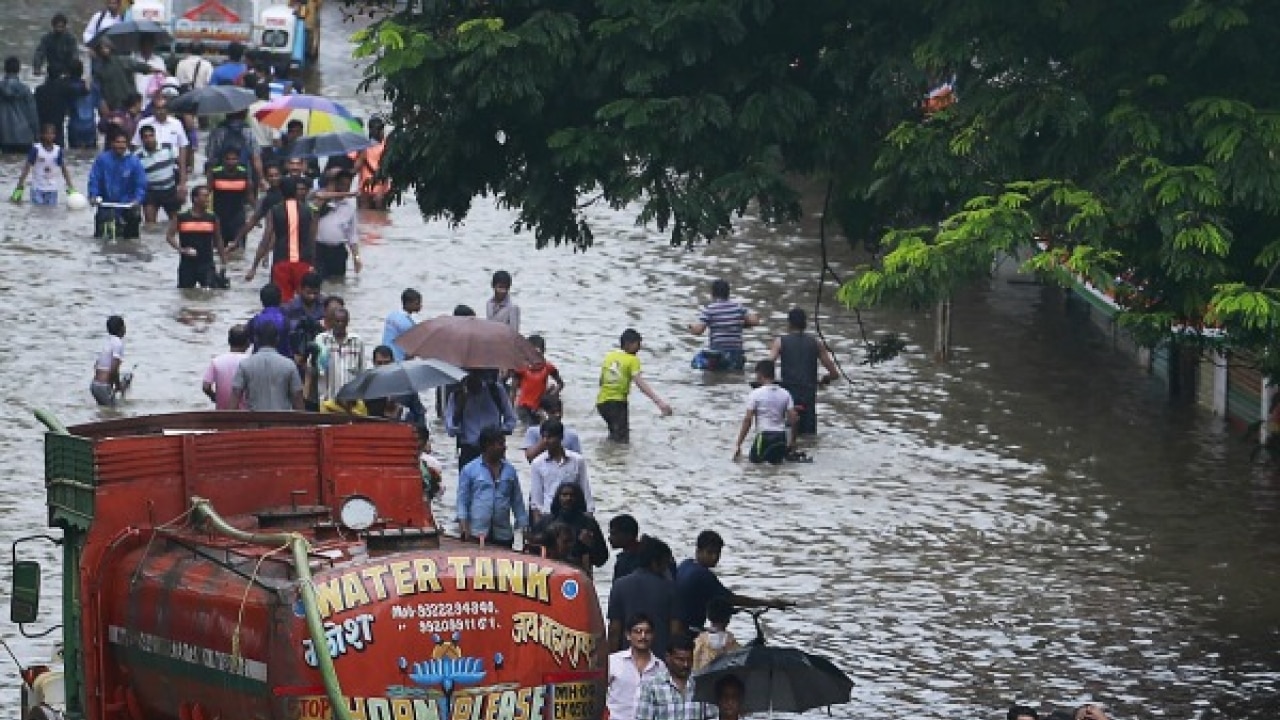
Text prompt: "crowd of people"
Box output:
[[4, 2, 389, 285], [82, 261, 856, 720], [44, 8, 1124, 720]]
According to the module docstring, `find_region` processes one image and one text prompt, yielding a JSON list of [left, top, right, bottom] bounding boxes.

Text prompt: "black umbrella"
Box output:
[[336, 359, 468, 402], [287, 131, 376, 159], [95, 20, 173, 53], [169, 86, 256, 116], [692, 645, 853, 714]]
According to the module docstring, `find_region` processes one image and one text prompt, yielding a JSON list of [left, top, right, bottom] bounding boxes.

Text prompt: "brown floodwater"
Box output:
[[0, 2, 1278, 719]]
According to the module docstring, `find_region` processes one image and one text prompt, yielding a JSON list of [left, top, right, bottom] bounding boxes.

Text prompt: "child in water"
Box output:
[[693, 597, 741, 671], [12, 123, 76, 205], [512, 335, 564, 426]]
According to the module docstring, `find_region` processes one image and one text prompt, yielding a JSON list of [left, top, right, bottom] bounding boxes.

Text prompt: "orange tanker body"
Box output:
[[20, 412, 604, 720]]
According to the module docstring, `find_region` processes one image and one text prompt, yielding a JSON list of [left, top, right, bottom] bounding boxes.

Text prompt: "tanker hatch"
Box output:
[[364, 528, 440, 556], [256, 506, 332, 530]]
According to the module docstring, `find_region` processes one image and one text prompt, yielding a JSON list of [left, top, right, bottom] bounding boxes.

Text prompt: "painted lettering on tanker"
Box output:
[[301, 612, 376, 667], [551, 682, 597, 720], [313, 557, 554, 618], [296, 688, 577, 720], [510, 613, 597, 669]]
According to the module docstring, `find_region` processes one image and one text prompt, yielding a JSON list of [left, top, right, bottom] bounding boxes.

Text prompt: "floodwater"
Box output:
[[2, 3, 1279, 719]]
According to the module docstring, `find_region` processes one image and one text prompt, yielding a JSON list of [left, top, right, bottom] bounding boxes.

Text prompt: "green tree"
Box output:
[[348, 0, 1280, 371]]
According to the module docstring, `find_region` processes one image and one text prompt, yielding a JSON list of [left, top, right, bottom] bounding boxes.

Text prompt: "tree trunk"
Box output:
[[933, 297, 952, 362]]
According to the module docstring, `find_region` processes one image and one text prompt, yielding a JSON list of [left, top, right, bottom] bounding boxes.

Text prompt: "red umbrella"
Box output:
[[394, 316, 543, 371]]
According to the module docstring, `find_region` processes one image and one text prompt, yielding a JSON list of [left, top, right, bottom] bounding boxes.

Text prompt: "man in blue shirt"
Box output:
[[688, 279, 759, 371], [247, 283, 292, 360], [209, 43, 248, 86], [674, 530, 793, 632], [382, 287, 422, 362], [88, 130, 146, 238], [445, 373, 517, 468], [456, 426, 528, 547]]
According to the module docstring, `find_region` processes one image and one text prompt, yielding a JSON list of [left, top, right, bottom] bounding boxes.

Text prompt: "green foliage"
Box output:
[[346, 0, 1280, 361]]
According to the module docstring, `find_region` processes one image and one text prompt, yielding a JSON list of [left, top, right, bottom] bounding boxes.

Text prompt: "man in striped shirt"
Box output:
[[132, 96, 190, 177], [314, 307, 366, 413], [689, 279, 759, 371], [135, 125, 182, 224]]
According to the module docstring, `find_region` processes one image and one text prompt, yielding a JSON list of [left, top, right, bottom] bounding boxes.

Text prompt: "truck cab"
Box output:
[[130, 0, 319, 70]]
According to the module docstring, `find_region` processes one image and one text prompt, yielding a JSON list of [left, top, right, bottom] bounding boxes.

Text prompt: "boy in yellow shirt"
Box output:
[[595, 328, 672, 443]]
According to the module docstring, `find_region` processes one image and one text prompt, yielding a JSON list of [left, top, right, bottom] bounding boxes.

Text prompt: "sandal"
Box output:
[[785, 450, 813, 463]]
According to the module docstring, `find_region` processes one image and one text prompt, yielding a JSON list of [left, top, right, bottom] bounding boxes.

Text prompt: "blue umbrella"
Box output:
[[336, 359, 468, 402], [169, 86, 256, 116], [287, 131, 377, 159]]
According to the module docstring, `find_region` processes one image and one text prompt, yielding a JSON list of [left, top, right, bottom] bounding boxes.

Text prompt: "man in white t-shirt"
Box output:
[[733, 359, 796, 464], [132, 95, 190, 174], [83, 0, 126, 45]]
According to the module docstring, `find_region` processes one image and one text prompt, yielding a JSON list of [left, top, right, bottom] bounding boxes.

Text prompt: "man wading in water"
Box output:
[[768, 308, 839, 451], [166, 185, 229, 289]]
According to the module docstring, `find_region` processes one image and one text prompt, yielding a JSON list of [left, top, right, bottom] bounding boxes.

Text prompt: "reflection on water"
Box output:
[[0, 2, 1279, 719]]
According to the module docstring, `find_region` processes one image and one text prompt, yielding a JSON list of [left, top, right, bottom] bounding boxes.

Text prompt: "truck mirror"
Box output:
[[10, 560, 42, 624]]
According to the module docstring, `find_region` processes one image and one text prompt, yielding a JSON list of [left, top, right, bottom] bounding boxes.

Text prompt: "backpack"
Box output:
[[210, 122, 253, 168], [452, 381, 511, 429], [288, 316, 323, 364]]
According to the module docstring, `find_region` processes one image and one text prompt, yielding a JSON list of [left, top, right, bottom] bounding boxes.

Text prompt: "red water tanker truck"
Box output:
[[10, 412, 604, 720]]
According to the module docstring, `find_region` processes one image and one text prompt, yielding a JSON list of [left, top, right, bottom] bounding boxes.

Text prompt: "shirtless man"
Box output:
[[90, 315, 129, 405]]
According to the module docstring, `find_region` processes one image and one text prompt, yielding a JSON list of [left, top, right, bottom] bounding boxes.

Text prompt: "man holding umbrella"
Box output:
[[675, 531, 794, 633], [91, 39, 154, 116], [445, 373, 517, 469]]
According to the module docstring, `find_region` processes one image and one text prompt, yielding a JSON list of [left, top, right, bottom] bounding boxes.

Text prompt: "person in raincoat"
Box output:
[[0, 57, 39, 153]]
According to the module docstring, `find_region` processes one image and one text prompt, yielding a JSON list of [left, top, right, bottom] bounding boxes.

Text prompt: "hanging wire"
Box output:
[[130, 505, 198, 587], [232, 540, 293, 661]]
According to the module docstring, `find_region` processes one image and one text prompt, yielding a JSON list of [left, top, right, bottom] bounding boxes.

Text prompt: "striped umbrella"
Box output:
[[253, 95, 363, 135]]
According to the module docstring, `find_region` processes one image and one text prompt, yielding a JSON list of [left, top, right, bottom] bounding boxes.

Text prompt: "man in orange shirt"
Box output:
[[356, 116, 391, 209]]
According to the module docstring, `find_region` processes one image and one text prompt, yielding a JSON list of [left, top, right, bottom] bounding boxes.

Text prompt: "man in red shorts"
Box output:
[[245, 176, 315, 302]]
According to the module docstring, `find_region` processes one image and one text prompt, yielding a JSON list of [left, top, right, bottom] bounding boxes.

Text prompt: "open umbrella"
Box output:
[[336, 359, 467, 402], [169, 86, 256, 116], [394, 316, 543, 371], [287, 131, 376, 160], [93, 20, 173, 53], [692, 646, 852, 714], [254, 95, 362, 135]]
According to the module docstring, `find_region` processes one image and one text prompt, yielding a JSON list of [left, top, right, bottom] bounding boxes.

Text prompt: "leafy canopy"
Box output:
[[348, 0, 1280, 369]]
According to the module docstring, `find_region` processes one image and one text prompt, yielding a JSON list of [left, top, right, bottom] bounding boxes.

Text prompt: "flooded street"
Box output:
[[2, 3, 1279, 719]]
